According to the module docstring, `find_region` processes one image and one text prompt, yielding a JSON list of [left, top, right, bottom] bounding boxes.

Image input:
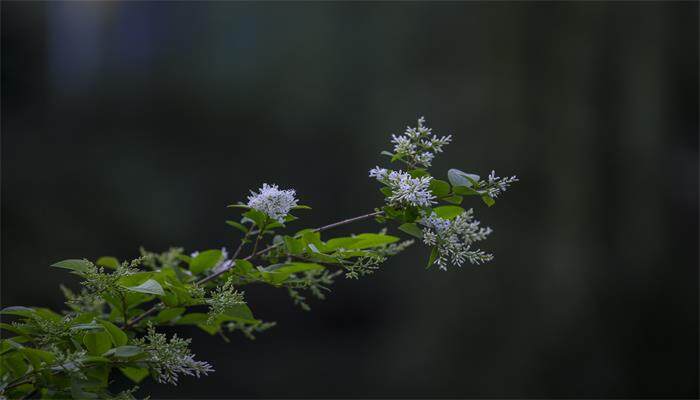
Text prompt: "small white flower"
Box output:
[[388, 116, 452, 168], [420, 210, 493, 270], [368, 166, 389, 180], [370, 168, 436, 208], [246, 183, 298, 223], [480, 170, 519, 198]]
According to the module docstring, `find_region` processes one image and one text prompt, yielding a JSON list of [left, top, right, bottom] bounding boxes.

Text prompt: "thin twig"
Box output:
[[123, 210, 383, 329]]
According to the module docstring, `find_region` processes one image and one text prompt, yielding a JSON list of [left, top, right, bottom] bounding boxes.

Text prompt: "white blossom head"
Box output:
[[370, 168, 436, 208], [420, 210, 493, 270], [389, 116, 452, 168], [246, 183, 298, 223]]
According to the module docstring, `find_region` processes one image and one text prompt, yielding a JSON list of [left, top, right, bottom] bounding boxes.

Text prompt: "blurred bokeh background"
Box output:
[[2, 1, 698, 398]]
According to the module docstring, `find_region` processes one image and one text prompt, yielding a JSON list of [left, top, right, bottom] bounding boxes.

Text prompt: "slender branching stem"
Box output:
[[123, 210, 383, 329]]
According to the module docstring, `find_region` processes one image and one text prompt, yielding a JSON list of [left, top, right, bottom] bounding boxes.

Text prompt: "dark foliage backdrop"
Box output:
[[2, 1, 698, 398]]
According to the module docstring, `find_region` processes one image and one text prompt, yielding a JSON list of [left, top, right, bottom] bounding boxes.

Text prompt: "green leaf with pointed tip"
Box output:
[[123, 279, 164, 296], [284, 236, 304, 255], [96, 256, 119, 269], [429, 179, 451, 197], [225, 220, 248, 234], [51, 259, 92, 274], [432, 205, 465, 220], [83, 331, 112, 356], [481, 195, 496, 207], [0, 306, 35, 317], [175, 313, 208, 325], [453, 185, 480, 196], [120, 366, 149, 383], [426, 247, 439, 269], [292, 205, 312, 210], [380, 150, 394, 157], [155, 307, 186, 323], [233, 259, 255, 275], [409, 169, 429, 178], [398, 223, 423, 239], [447, 169, 480, 188], [442, 195, 463, 205], [99, 321, 127, 347], [345, 233, 399, 249], [260, 262, 324, 284], [71, 322, 104, 332], [189, 249, 222, 275], [324, 237, 361, 251], [242, 209, 268, 228], [20, 347, 56, 370], [106, 345, 143, 358]]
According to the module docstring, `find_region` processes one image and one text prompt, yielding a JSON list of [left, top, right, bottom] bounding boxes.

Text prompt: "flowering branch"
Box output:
[[0, 116, 517, 399], [125, 210, 383, 329]]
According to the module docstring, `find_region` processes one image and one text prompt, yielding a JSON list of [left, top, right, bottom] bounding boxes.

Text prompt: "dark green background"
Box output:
[[2, 2, 697, 398]]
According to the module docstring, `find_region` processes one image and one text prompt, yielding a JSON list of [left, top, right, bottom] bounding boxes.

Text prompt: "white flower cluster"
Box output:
[[391, 116, 452, 168], [480, 171, 519, 198], [420, 209, 494, 270], [138, 326, 215, 386], [369, 167, 436, 207], [246, 183, 298, 223]]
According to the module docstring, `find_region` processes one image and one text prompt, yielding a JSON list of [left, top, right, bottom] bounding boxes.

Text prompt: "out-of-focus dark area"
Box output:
[[2, 1, 698, 398]]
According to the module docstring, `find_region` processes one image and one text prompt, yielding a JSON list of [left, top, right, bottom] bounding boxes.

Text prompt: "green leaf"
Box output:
[[175, 313, 208, 325], [409, 169, 429, 178], [226, 204, 251, 209], [292, 205, 312, 210], [96, 256, 119, 269], [452, 185, 480, 196], [379, 187, 393, 197], [442, 195, 463, 205], [283, 236, 305, 255], [20, 347, 55, 369], [0, 322, 29, 336], [344, 233, 399, 249], [427, 247, 439, 269], [447, 169, 480, 188], [123, 279, 164, 296], [83, 331, 112, 356], [259, 262, 324, 284], [189, 250, 223, 275], [84, 356, 110, 364], [481, 195, 496, 207], [233, 259, 255, 275], [398, 223, 423, 238], [0, 306, 35, 317], [298, 229, 323, 248], [154, 307, 186, 323], [223, 304, 255, 322], [242, 209, 268, 228], [119, 366, 149, 383], [51, 259, 92, 274], [99, 321, 127, 347], [380, 150, 394, 157], [324, 237, 361, 251], [225, 220, 248, 234], [432, 205, 465, 220], [2, 352, 29, 377], [71, 322, 104, 332], [107, 345, 143, 358], [429, 179, 451, 197]]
